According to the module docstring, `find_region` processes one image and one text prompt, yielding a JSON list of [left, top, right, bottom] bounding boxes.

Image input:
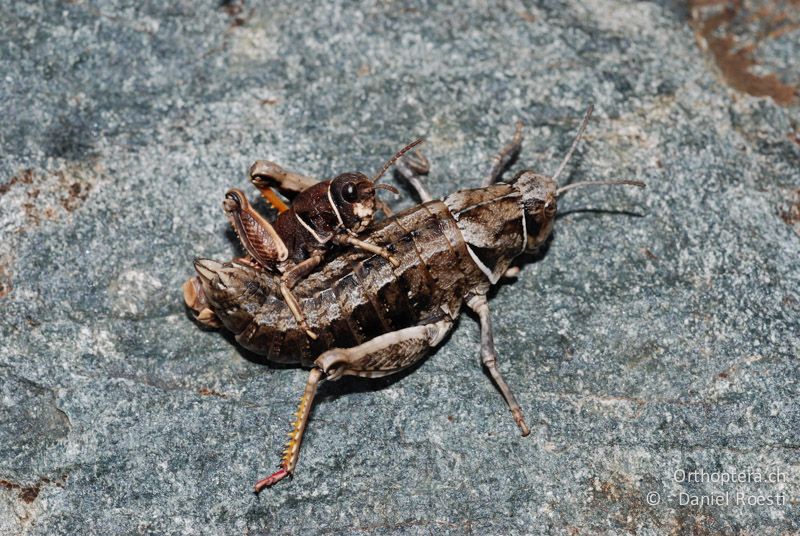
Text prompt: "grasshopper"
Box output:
[[183, 106, 644, 491], [185, 140, 421, 338]]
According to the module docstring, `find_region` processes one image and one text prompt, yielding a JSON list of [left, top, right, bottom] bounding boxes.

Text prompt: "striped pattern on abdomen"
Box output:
[[233, 201, 484, 366]]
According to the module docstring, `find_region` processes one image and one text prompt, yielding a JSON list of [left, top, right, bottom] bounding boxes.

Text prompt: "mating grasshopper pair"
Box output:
[[184, 106, 644, 490]]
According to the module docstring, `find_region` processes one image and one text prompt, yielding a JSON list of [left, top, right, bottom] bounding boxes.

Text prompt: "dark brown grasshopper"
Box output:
[[183, 106, 644, 491], [186, 140, 421, 338]]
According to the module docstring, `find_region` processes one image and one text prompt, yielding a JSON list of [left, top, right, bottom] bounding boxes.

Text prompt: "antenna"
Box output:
[[556, 179, 645, 197], [549, 106, 645, 196], [551, 104, 593, 186], [372, 138, 425, 183], [372, 183, 399, 194]]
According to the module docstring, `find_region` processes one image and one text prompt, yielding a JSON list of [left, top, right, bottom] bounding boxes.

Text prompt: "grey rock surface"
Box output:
[[1, 1, 798, 534]]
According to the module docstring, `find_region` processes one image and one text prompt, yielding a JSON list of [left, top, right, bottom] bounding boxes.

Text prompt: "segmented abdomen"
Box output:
[[232, 201, 484, 366]]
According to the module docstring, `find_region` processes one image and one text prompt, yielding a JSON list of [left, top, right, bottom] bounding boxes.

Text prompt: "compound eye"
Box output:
[[342, 183, 358, 203]]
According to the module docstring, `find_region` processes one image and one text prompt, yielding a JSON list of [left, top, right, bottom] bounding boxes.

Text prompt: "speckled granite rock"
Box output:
[[1, 1, 798, 534]]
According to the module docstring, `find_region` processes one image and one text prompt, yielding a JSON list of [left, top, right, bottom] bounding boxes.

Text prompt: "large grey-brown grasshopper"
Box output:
[[183, 106, 644, 491]]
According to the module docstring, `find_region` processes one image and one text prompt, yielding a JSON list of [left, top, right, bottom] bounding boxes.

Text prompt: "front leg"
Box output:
[[395, 149, 433, 203], [482, 121, 523, 187], [333, 233, 401, 268], [467, 294, 530, 436], [254, 318, 453, 491]]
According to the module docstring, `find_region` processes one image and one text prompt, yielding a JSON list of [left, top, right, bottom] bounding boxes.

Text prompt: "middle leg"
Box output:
[[467, 294, 530, 436], [279, 254, 325, 340]]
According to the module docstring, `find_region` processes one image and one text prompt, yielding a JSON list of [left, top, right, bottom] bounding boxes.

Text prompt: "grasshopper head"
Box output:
[[329, 173, 397, 233], [513, 171, 558, 253], [511, 106, 645, 253], [513, 168, 646, 253]]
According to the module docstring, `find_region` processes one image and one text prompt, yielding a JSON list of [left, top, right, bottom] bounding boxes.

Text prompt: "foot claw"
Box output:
[[254, 468, 290, 493], [512, 408, 530, 437]]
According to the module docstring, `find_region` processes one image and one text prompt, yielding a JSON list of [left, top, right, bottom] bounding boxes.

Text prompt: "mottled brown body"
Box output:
[[200, 190, 524, 367], [186, 107, 645, 490], [270, 180, 342, 263], [219, 143, 419, 339]]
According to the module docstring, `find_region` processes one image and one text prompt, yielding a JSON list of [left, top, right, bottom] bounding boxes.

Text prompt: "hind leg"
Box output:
[[315, 318, 452, 379], [249, 160, 319, 211], [253, 368, 323, 492], [253, 318, 452, 491]]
